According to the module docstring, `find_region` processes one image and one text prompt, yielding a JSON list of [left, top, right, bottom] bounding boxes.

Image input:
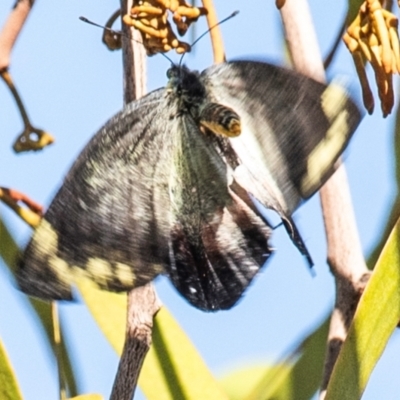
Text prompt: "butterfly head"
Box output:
[[166, 64, 205, 106]]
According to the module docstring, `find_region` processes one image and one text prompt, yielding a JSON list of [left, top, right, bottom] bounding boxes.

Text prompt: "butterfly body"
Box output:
[[17, 61, 362, 311]]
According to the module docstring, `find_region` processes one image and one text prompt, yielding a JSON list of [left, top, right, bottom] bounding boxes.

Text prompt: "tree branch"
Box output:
[[110, 284, 162, 400], [279, 0, 370, 397], [109, 2, 162, 399], [0, 1, 54, 152], [0, 0, 34, 71]]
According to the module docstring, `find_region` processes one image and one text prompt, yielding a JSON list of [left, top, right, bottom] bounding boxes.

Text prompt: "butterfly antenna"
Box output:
[[79, 16, 174, 64], [178, 10, 239, 67], [191, 10, 239, 49], [79, 16, 124, 37]]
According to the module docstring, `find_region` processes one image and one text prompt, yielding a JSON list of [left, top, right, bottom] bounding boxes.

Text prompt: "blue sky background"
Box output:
[[1, 1, 400, 399]]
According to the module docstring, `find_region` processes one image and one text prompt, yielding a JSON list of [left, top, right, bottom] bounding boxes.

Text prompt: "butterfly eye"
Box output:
[[167, 67, 179, 79]]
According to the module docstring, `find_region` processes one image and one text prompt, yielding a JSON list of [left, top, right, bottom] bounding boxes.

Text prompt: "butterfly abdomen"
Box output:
[[199, 102, 241, 137]]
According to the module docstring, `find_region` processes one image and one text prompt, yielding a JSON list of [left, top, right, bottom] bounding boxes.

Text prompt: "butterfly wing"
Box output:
[[201, 61, 362, 213], [165, 115, 272, 310], [18, 87, 272, 310], [18, 61, 361, 309], [17, 89, 174, 299], [201, 61, 361, 262]]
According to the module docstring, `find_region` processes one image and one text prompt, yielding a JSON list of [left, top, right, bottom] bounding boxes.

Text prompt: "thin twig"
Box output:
[[201, 0, 225, 63], [110, 285, 162, 399], [0, 0, 34, 71], [0, 187, 42, 228], [1, 69, 30, 124], [120, 0, 146, 104], [0, 187, 43, 214], [102, 9, 122, 51], [0, 2, 54, 152], [279, 1, 370, 398], [2, 68, 54, 153], [323, 18, 346, 70], [109, 1, 162, 399]]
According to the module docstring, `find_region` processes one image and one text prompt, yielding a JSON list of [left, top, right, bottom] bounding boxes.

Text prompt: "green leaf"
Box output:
[[76, 277, 126, 354], [77, 277, 228, 400], [368, 95, 400, 268], [145, 308, 228, 400], [220, 364, 291, 400], [325, 217, 400, 400], [220, 318, 329, 400], [0, 217, 79, 396], [0, 218, 19, 272], [261, 318, 329, 400], [0, 338, 23, 400], [68, 395, 103, 400]]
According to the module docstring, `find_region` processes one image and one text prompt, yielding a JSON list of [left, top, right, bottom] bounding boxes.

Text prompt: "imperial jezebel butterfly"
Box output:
[[17, 60, 362, 311]]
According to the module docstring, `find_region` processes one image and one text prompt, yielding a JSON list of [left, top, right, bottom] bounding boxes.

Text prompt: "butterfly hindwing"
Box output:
[[166, 115, 271, 310]]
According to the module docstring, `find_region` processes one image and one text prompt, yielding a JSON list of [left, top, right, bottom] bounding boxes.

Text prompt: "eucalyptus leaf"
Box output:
[[325, 217, 400, 399], [0, 338, 23, 400], [0, 217, 78, 396], [220, 318, 328, 400]]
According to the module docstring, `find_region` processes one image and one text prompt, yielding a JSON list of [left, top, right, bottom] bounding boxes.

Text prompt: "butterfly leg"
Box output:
[[281, 215, 314, 268], [230, 179, 314, 269]]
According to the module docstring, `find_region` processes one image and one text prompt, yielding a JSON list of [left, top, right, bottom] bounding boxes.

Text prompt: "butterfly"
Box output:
[[17, 60, 362, 311]]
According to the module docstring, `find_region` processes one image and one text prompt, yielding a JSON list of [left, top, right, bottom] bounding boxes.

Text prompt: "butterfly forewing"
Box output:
[[18, 91, 172, 299], [201, 61, 362, 214]]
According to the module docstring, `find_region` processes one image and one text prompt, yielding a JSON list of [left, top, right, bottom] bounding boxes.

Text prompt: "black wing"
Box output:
[[17, 89, 173, 299], [201, 61, 362, 261], [17, 87, 272, 311], [202, 61, 362, 212], [165, 115, 272, 310]]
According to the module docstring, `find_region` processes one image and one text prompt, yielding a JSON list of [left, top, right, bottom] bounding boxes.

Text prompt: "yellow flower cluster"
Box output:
[[123, 0, 207, 55], [343, 0, 400, 117]]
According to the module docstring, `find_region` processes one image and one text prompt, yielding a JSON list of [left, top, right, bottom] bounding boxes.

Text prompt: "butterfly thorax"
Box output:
[[166, 65, 207, 118], [166, 64, 242, 138]]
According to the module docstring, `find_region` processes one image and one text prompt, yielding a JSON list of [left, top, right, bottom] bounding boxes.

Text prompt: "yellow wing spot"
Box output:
[[301, 84, 350, 196], [32, 220, 59, 254], [114, 262, 136, 286], [321, 83, 347, 120], [301, 113, 349, 195], [48, 256, 71, 284], [86, 257, 114, 286], [31, 220, 72, 286]]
